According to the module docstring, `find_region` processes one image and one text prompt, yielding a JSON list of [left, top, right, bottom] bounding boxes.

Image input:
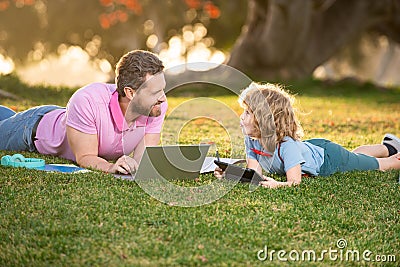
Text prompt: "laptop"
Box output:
[[114, 144, 210, 181]]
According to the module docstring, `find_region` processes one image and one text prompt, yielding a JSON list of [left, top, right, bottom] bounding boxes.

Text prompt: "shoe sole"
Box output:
[[383, 133, 400, 150]]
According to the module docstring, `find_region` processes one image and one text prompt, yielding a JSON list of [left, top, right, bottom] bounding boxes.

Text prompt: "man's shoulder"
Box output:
[[71, 83, 116, 102], [77, 83, 115, 94]]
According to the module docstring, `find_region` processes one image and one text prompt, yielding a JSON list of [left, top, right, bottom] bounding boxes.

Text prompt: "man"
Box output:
[[0, 50, 167, 174]]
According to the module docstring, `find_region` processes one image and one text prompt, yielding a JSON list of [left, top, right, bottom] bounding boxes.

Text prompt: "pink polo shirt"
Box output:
[[34, 83, 167, 162]]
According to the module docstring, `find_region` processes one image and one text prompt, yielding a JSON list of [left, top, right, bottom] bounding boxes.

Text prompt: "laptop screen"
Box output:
[[133, 144, 210, 180]]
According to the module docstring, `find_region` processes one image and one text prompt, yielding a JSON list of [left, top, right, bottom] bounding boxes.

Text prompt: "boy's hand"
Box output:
[[259, 176, 280, 188], [214, 167, 225, 179]]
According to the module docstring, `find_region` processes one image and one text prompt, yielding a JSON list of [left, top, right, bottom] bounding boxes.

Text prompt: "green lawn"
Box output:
[[0, 74, 399, 266]]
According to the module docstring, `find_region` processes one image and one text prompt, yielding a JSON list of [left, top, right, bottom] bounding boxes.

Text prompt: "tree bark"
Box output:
[[227, 0, 400, 80]]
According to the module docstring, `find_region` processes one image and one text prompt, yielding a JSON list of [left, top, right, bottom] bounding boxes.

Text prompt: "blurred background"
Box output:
[[0, 0, 399, 87]]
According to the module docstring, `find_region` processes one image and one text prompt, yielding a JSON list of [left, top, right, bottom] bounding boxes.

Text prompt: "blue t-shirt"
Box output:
[[244, 136, 325, 176]]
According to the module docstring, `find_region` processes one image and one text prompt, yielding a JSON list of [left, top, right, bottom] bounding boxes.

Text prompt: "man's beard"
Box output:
[[131, 101, 162, 117]]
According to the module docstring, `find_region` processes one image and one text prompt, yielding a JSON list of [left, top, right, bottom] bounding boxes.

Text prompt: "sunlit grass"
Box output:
[[0, 75, 399, 266], [298, 95, 400, 149]]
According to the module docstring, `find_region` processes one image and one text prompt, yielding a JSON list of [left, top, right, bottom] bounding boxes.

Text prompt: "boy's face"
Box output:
[[240, 108, 258, 137]]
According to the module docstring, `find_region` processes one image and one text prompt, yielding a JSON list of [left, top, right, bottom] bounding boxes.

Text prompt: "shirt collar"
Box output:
[[110, 90, 125, 131], [110, 90, 147, 131]]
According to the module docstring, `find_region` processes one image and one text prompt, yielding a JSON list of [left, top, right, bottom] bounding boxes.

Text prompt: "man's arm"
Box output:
[[66, 126, 137, 174], [144, 133, 161, 146], [132, 133, 161, 163]]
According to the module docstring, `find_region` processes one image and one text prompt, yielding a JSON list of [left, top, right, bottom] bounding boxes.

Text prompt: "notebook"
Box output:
[[200, 157, 246, 173]]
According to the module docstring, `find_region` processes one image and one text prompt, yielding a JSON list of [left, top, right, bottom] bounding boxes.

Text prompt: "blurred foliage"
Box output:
[[0, 73, 76, 108], [0, 0, 247, 65]]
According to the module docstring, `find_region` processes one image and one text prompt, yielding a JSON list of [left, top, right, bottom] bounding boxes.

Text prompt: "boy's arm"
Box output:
[[260, 164, 302, 188], [285, 164, 302, 185], [247, 158, 263, 175]]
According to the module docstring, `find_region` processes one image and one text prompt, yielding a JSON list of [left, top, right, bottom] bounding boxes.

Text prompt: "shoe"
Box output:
[[382, 133, 400, 154]]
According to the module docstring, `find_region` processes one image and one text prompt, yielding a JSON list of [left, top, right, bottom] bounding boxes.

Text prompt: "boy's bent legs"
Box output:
[[376, 153, 400, 171], [307, 139, 380, 176], [352, 144, 389, 158], [0, 105, 16, 121]]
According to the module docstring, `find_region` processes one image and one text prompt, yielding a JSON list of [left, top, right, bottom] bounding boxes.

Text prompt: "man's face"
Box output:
[[130, 72, 166, 117]]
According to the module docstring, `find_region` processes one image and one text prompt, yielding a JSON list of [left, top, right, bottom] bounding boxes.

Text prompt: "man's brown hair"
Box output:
[[115, 50, 164, 96]]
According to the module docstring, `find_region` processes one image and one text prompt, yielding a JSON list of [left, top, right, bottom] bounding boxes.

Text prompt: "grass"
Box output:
[[0, 74, 399, 266]]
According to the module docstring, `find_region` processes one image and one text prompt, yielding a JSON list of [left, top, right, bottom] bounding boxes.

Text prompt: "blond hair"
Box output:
[[239, 82, 304, 151]]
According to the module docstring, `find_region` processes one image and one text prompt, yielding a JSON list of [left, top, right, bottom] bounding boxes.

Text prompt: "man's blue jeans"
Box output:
[[0, 105, 62, 152]]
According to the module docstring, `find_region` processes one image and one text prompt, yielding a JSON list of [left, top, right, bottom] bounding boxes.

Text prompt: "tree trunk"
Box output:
[[227, 0, 400, 80]]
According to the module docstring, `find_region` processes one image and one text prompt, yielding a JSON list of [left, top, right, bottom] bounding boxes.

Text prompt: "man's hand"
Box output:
[[108, 155, 138, 174]]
